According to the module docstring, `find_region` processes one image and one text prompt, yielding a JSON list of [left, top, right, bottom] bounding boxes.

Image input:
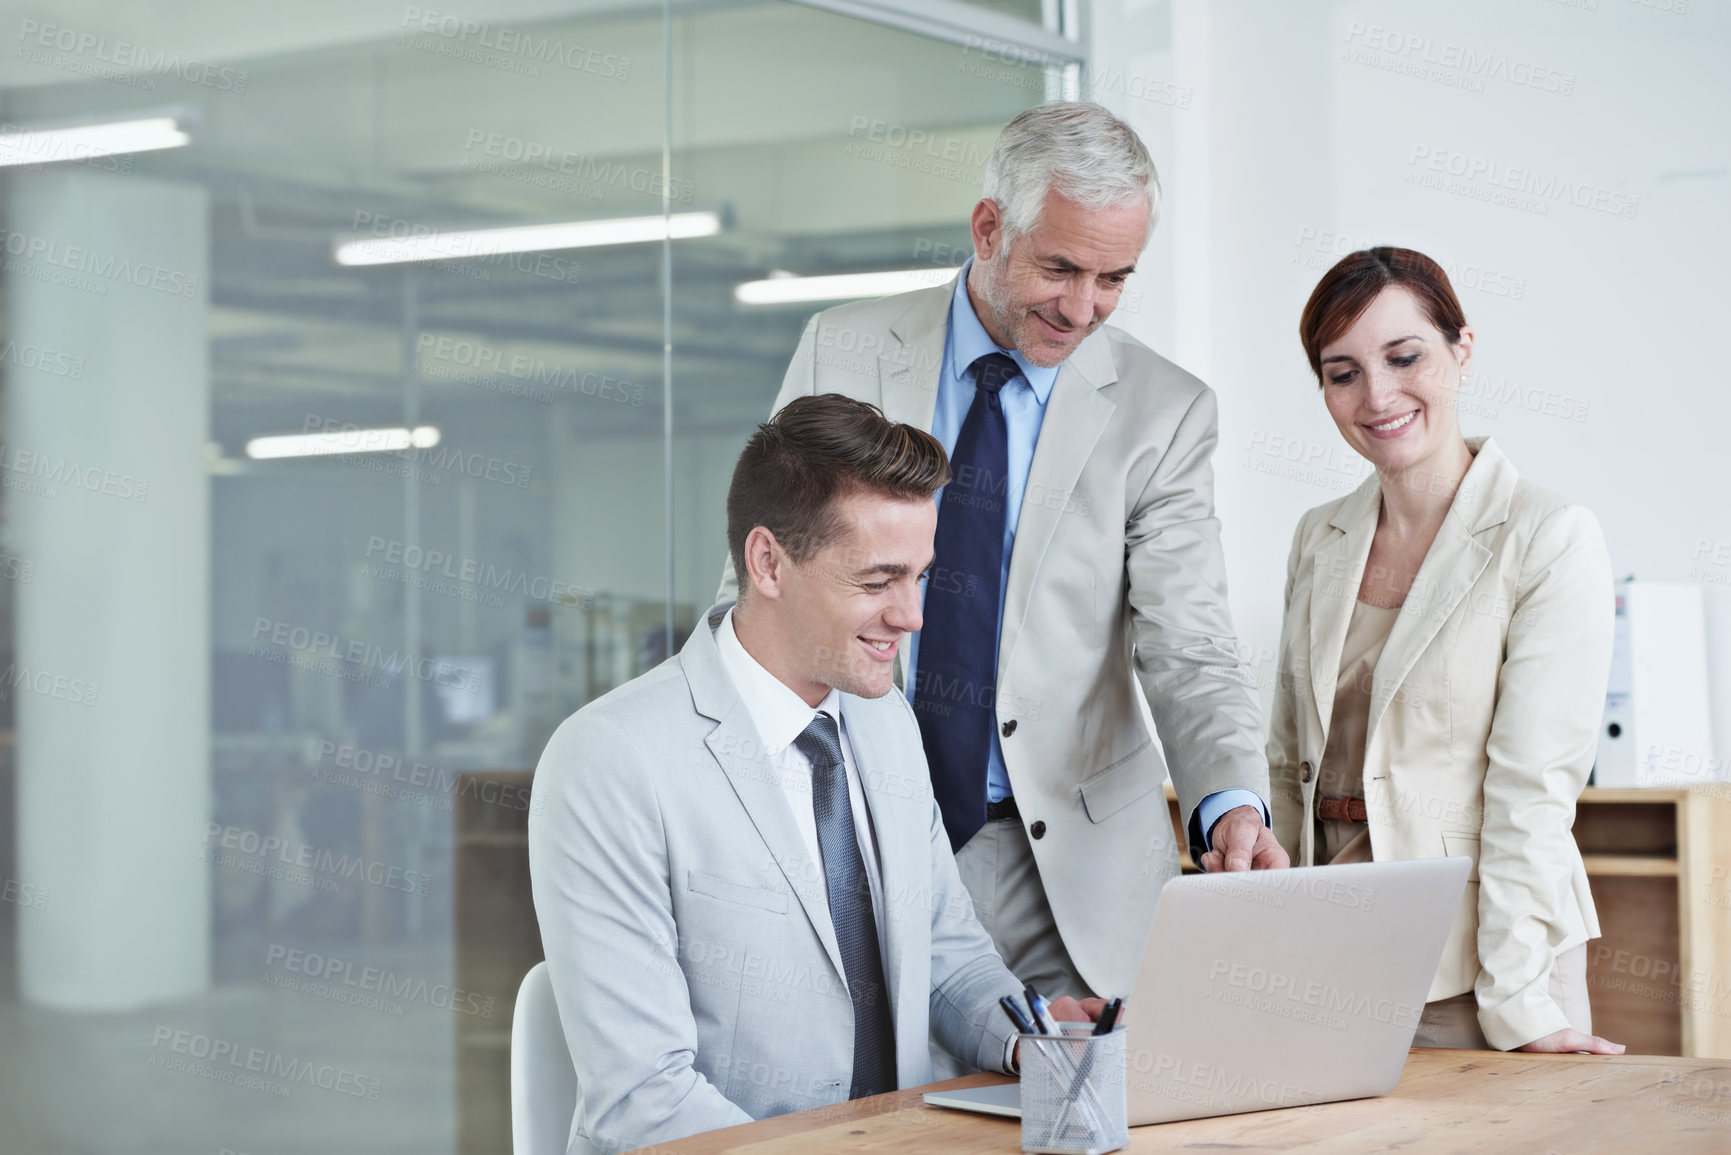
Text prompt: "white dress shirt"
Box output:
[[715, 610, 888, 962]]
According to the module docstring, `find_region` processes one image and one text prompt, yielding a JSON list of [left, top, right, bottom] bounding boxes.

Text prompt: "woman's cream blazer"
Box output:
[[1268, 436, 1611, 1049]]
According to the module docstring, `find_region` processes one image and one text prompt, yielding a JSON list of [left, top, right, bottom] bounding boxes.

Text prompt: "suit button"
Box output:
[[1029, 820, 1046, 840], [1001, 719, 1017, 737], [1300, 761, 1314, 784]]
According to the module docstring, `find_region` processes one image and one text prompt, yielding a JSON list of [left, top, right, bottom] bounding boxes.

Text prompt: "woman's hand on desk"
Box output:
[[1516, 1028, 1625, 1055]]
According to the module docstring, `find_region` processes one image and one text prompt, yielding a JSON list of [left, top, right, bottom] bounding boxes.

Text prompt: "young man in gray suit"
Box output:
[[719, 102, 1288, 1007], [530, 395, 1101, 1155]]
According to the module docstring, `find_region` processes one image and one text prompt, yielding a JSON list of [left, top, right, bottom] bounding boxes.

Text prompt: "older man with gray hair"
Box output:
[[719, 101, 1285, 1012]]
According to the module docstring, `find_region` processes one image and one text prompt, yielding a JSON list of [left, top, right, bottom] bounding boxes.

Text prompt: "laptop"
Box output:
[[924, 857, 1470, 1125]]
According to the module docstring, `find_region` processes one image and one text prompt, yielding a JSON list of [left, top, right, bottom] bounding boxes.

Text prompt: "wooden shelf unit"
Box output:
[[1576, 784, 1731, 1059], [1160, 782, 1198, 874], [1578, 854, 1679, 877], [455, 770, 543, 1155]]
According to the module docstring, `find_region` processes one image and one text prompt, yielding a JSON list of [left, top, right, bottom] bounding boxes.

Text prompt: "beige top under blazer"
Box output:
[[1268, 437, 1611, 1049]]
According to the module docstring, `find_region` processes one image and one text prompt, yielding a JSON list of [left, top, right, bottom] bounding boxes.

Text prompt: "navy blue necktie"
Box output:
[[915, 352, 1018, 851], [793, 713, 897, 1099]]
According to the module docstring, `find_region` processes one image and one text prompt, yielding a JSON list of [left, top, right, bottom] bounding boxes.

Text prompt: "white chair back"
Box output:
[[511, 960, 577, 1155]]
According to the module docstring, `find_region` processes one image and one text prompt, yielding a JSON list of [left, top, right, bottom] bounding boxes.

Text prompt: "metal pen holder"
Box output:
[[1018, 1025, 1128, 1155]]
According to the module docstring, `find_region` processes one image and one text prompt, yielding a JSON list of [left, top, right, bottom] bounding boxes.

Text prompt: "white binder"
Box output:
[[1595, 580, 1719, 787]]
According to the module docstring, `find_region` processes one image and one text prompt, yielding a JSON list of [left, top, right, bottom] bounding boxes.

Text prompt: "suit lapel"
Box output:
[[1367, 438, 1515, 742], [1308, 480, 1380, 741], [683, 616, 845, 978], [1366, 521, 1491, 744], [999, 334, 1116, 671], [878, 281, 951, 432], [880, 283, 952, 691]]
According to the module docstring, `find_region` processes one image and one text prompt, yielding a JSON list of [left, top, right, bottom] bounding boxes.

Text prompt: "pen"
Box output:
[[1092, 997, 1123, 1036], [1028, 991, 1063, 1036], [1023, 986, 1049, 1033], [999, 995, 1036, 1036]]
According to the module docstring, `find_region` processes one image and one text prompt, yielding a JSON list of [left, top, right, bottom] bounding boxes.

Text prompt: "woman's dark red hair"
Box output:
[[1299, 247, 1467, 381]]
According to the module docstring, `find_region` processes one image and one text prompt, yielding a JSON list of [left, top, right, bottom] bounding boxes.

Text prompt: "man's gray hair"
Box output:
[[981, 102, 1160, 243]]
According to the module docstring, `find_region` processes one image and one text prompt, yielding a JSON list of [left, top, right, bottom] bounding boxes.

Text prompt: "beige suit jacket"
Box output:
[[717, 276, 1269, 996], [1267, 436, 1610, 1049]]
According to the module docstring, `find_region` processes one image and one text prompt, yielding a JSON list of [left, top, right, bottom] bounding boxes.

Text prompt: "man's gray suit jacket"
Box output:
[[528, 604, 1024, 1155]]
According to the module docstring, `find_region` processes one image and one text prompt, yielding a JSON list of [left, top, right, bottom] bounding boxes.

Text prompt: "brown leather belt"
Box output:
[[1317, 798, 1368, 823]]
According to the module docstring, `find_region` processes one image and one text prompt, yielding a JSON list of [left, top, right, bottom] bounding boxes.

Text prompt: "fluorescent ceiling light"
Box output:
[[734, 267, 960, 306], [246, 425, 441, 460], [0, 115, 190, 168], [333, 211, 723, 267]]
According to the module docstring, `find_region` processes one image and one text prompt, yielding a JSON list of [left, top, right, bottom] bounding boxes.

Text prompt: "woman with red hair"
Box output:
[[1265, 247, 1622, 1054]]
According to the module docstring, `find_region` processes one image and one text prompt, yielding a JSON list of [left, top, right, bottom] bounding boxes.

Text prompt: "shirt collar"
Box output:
[[715, 608, 844, 756], [947, 256, 1059, 404]]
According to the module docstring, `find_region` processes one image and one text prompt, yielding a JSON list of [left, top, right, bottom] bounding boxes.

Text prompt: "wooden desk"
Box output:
[[627, 1050, 1731, 1153]]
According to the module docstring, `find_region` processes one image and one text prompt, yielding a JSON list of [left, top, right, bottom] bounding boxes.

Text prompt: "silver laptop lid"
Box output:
[[1125, 857, 1470, 1126]]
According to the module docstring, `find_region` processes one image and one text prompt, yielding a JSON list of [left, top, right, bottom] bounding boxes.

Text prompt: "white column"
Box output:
[[7, 169, 210, 1009]]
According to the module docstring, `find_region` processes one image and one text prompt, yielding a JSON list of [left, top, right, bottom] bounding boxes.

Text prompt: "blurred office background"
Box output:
[[0, 1, 1724, 1152]]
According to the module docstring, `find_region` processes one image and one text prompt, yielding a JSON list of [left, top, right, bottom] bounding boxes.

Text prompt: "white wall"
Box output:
[[1092, 0, 1731, 762]]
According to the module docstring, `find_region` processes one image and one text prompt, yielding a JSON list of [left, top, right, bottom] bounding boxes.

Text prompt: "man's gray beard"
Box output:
[[978, 254, 1077, 370], [977, 257, 1031, 358]]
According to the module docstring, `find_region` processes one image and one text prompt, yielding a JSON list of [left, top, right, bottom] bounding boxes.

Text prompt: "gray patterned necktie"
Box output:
[[793, 712, 897, 1098]]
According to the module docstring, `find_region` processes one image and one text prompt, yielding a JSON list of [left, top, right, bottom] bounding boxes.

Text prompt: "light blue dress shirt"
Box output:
[[906, 262, 1265, 848]]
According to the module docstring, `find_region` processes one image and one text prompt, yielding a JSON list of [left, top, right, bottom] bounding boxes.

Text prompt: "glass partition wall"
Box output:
[[0, 2, 1074, 1151]]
